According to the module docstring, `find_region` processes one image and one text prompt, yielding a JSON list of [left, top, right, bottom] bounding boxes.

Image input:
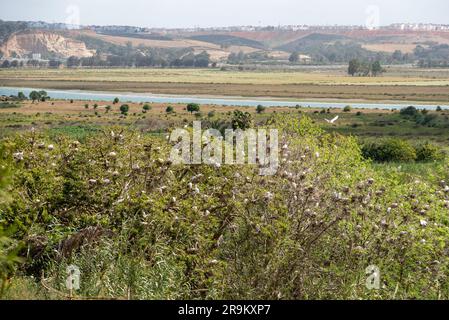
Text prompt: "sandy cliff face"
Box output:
[[0, 30, 95, 59]]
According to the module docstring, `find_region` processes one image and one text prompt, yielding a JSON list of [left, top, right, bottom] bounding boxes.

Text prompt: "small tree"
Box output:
[[400, 106, 419, 117], [84, 104, 89, 109], [17, 92, 26, 100], [113, 97, 119, 104], [371, 61, 384, 76], [1, 60, 10, 68], [348, 59, 360, 76], [143, 104, 151, 112], [93, 103, 98, 109], [120, 104, 129, 115], [256, 105, 266, 114], [187, 103, 200, 114], [105, 105, 111, 112], [343, 105, 352, 112], [29, 91, 40, 103], [166, 106, 174, 113], [289, 52, 299, 63], [38, 90, 48, 102]]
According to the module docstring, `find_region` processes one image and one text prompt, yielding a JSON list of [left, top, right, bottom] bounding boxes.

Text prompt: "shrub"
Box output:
[[256, 105, 266, 114], [362, 138, 417, 162], [343, 105, 352, 112], [232, 110, 252, 130], [119, 104, 129, 115], [186, 103, 200, 114], [166, 106, 174, 113], [143, 104, 151, 112], [415, 142, 445, 162], [400, 106, 419, 117], [194, 112, 203, 119], [2, 115, 449, 300]]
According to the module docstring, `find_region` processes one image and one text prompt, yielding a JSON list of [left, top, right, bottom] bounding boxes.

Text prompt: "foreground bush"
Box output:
[[1, 116, 449, 299]]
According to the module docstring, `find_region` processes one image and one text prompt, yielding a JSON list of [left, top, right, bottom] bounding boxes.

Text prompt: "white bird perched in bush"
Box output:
[[13, 152, 24, 162], [325, 116, 339, 124]]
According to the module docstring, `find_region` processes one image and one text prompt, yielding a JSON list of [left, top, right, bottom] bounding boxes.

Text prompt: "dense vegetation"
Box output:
[[1, 113, 449, 299], [189, 34, 265, 49]]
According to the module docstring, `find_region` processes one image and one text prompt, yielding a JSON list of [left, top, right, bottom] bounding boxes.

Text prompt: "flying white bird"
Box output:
[[325, 116, 339, 124]]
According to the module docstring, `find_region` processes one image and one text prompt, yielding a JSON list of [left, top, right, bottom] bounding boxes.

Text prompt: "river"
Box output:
[[1, 86, 447, 110]]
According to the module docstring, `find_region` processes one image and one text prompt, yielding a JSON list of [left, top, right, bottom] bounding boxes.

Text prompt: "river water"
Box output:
[[1, 86, 447, 110]]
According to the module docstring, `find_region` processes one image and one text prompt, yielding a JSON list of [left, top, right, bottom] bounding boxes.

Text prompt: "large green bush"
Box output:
[[415, 142, 445, 162], [1, 116, 449, 299], [362, 139, 417, 162]]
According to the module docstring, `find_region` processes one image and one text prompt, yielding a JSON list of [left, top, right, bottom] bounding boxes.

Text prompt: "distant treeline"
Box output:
[[65, 51, 211, 68], [415, 44, 449, 68]]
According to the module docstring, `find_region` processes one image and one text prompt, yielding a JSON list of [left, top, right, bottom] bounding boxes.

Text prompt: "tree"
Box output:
[[1, 60, 10, 68], [38, 90, 48, 102], [343, 105, 352, 112], [348, 59, 360, 76], [105, 105, 111, 112], [120, 104, 129, 115], [29, 91, 40, 103], [113, 98, 119, 104], [400, 106, 419, 117], [256, 105, 266, 114], [289, 52, 299, 63], [371, 61, 384, 76], [392, 50, 403, 62], [67, 56, 80, 68], [49, 60, 61, 68], [142, 104, 151, 112], [187, 103, 200, 114], [17, 92, 26, 100], [166, 106, 174, 113], [194, 51, 210, 67]]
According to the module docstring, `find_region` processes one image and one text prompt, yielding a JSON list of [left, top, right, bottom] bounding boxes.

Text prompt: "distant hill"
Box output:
[[1, 19, 449, 65]]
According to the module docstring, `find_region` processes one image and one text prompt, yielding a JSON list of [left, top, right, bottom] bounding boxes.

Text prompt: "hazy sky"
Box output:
[[1, 0, 448, 28]]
